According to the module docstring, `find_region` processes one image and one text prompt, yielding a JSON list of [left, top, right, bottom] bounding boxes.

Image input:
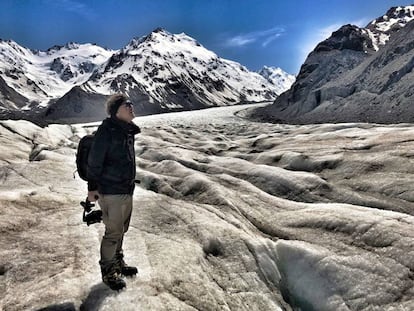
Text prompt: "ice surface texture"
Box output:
[[1, 103, 414, 310]]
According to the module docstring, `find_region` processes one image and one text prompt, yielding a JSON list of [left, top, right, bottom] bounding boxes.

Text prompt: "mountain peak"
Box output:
[[64, 41, 81, 50], [248, 4, 414, 124], [368, 5, 414, 30], [0, 28, 288, 121], [383, 5, 414, 20], [45, 41, 81, 53], [124, 28, 205, 56], [125, 28, 173, 50], [152, 27, 170, 35], [313, 24, 375, 53], [258, 66, 295, 92], [259, 65, 286, 75], [365, 5, 414, 50]]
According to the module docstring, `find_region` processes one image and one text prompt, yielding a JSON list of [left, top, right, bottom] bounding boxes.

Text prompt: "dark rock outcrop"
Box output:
[[0, 76, 29, 112], [42, 86, 108, 123], [249, 25, 375, 123], [248, 17, 414, 124]]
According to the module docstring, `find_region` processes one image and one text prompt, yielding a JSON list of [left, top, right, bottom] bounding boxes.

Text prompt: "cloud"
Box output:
[[226, 36, 256, 47], [224, 26, 285, 48], [262, 33, 283, 47]]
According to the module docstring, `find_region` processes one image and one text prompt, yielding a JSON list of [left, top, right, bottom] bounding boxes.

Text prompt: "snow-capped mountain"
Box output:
[[257, 66, 295, 93], [0, 39, 114, 109], [0, 28, 291, 123], [82, 28, 281, 108], [365, 5, 414, 50], [249, 4, 414, 124]]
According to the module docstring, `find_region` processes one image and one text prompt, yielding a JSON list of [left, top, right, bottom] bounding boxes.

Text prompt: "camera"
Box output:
[[80, 198, 102, 226]]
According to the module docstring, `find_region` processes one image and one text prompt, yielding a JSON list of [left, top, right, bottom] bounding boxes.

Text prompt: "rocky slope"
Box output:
[[0, 40, 114, 108], [248, 5, 414, 124], [1, 104, 414, 310], [0, 29, 293, 124]]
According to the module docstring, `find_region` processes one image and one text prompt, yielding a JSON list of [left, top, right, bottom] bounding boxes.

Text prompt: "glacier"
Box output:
[[1, 103, 414, 310]]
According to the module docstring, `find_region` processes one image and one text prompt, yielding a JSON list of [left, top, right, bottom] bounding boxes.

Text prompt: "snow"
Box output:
[[373, 6, 414, 32], [126, 30, 217, 62], [258, 66, 296, 93], [0, 39, 114, 107], [2, 103, 414, 310], [364, 5, 414, 51], [1, 29, 293, 114], [84, 28, 287, 107]]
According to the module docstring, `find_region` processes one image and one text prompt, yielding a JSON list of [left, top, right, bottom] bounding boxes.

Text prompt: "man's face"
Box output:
[[116, 101, 135, 123]]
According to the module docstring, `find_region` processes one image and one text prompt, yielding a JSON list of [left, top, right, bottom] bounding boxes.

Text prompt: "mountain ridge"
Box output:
[[247, 4, 414, 124], [0, 28, 293, 124]]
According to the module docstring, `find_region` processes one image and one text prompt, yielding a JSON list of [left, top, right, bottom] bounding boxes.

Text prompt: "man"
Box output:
[[87, 93, 141, 291]]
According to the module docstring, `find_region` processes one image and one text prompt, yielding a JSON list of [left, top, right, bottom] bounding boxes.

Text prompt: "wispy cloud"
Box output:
[[262, 32, 283, 47], [44, 0, 97, 20], [224, 26, 285, 48]]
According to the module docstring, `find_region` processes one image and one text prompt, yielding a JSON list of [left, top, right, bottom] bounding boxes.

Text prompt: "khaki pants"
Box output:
[[98, 193, 133, 272]]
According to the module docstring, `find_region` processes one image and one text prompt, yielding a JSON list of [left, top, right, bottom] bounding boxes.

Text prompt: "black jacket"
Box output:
[[87, 116, 141, 194]]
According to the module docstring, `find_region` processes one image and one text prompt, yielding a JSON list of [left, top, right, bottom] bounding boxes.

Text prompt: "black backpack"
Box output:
[[75, 132, 96, 181], [76, 132, 103, 226]]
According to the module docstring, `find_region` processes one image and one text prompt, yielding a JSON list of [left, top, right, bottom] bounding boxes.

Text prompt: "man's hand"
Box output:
[[88, 190, 99, 202]]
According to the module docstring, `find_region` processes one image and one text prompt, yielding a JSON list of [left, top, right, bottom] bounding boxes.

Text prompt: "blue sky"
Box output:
[[0, 0, 412, 74]]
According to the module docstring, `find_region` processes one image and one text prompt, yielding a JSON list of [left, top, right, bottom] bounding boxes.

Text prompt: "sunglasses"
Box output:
[[123, 101, 133, 108], [115, 97, 133, 107]]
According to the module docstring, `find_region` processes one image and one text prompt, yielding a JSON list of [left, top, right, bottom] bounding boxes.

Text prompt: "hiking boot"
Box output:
[[101, 264, 126, 291], [114, 252, 138, 277]]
